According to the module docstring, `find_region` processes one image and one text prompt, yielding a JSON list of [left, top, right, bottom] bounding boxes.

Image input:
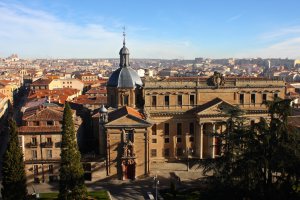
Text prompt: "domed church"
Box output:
[[106, 33, 144, 109], [99, 33, 151, 180]]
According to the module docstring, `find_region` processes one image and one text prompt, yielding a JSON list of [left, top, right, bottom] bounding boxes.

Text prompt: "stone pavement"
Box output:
[[26, 162, 206, 200]]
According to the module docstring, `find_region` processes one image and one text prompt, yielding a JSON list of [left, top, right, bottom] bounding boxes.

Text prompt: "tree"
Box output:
[[1, 119, 27, 200], [59, 103, 87, 200], [201, 99, 300, 199]]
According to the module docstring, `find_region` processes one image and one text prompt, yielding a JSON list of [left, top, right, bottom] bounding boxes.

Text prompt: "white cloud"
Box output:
[[235, 26, 300, 59], [0, 2, 200, 59], [226, 14, 242, 23]]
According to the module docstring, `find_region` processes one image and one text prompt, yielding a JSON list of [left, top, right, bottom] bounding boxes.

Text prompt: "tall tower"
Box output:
[[106, 30, 143, 108]]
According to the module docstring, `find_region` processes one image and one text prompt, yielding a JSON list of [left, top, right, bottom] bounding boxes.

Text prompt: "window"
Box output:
[[190, 95, 195, 106], [152, 124, 157, 135], [164, 148, 170, 157], [176, 148, 183, 156], [177, 95, 182, 106], [274, 93, 279, 99], [46, 137, 52, 144], [48, 165, 54, 174], [189, 122, 194, 135], [164, 95, 169, 106], [239, 93, 244, 104], [177, 123, 182, 135], [47, 121, 54, 126], [31, 137, 37, 146], [151, 96, 157, 107], [151, 149, 157, 157], [262, 93, 267, 102], [33, 165, 38, 176], [152, 138, 157, 143], [164, 138, 170, 143], [46, 150, 52, 159], [123, 95, 129, 106], [177, 137, 182, 143], [251, 93, 256, 104], [164, 123, 169, 135], [32, 150, 37, 159]]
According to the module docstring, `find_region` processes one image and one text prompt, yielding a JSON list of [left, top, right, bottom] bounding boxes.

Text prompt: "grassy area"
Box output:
[[39, 190, 109, 200]]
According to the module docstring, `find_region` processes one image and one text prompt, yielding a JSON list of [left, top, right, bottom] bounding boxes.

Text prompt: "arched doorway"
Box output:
[[122, 160, 136, 180]]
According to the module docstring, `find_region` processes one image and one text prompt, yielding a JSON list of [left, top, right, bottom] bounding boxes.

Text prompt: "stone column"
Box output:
[[200, 123, 203, 159], [212, 123, 216, 159]]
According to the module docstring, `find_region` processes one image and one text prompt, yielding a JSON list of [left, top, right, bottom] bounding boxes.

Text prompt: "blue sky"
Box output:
[[0, 0, 300, 59]]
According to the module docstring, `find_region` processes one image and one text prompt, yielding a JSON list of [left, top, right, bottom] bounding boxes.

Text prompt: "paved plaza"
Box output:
[[25, 162, 206, 200]]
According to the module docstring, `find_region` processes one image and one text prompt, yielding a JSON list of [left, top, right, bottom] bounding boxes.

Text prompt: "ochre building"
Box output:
[[98, 40, 286, 180]]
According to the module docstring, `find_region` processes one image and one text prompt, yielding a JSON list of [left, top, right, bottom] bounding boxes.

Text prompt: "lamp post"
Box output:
[[153, 174, 159, 200], [184, 148, 193, 171]]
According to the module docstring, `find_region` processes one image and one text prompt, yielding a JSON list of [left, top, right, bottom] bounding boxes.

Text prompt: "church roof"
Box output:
[[108, 106, 145, 121], [107, 67, 143, 88]]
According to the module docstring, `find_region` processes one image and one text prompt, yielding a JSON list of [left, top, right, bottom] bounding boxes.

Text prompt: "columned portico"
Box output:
[[196, 120, 227, 159]]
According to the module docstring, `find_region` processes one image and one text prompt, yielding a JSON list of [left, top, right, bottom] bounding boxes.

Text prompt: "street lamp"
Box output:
[[184, 148, 193, 171], [153, 174, 159, 200]]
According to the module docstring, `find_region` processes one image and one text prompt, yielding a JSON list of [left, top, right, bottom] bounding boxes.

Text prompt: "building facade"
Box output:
[[99, 40, 286, 180], [18, 106, 65, 183]]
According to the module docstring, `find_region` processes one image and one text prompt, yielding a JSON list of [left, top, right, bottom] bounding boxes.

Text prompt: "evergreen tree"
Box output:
[[1, 119, 27, 200], [59, 103, 87, 200], [201, 99, 300, 199]]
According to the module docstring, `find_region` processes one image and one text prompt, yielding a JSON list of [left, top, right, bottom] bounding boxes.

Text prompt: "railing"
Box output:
[[27, 142, 38, 148], [42, 142, 53, 148]]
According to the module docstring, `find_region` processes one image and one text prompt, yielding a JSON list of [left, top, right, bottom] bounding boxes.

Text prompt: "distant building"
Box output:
[[30, 78, 52, 90], [0, 79, 20, 103], [159, 69, 178, 77], [48, 78, 84, 92]]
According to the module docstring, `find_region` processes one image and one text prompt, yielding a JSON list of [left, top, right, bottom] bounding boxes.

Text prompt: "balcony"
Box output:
[[27, 142, 38, 148], [42, 142, 53, 148]]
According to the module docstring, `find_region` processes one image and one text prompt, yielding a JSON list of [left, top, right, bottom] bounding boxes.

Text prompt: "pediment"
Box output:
[[194, 98, 235, 115], [105, 114, 151, 128]]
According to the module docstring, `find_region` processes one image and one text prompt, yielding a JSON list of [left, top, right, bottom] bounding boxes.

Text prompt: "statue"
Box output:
[[208, 71, 225, 87]]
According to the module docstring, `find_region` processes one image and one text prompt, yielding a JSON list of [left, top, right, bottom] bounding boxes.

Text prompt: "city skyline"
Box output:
[[0, 0, 300, 59]]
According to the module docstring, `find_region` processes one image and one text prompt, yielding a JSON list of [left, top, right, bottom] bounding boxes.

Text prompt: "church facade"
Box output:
[[98, 38, 286, 180]]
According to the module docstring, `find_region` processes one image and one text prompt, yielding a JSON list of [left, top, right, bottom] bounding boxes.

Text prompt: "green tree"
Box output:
[[1, 119, 27, 200], [59, 103, 87, 200], [201, 99, 300, 199]]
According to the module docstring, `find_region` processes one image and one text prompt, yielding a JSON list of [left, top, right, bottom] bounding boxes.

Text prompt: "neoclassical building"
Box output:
[[98, 39, 286, 180]]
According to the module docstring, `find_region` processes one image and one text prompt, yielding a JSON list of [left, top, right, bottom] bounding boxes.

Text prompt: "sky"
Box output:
[[0, 0, 300, 59]]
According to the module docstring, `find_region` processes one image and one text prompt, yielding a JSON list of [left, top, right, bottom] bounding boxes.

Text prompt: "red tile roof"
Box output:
[[28, 88, 79, 104], [72, 95, 107, 105], [23, 106, 64, 121], [108, 106, 144, 121], [31, 78, 52, 86]]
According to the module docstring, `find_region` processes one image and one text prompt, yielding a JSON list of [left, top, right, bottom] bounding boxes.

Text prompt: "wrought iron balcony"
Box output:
[[42, 142, 53, 148], [27, 142, 38, 148]]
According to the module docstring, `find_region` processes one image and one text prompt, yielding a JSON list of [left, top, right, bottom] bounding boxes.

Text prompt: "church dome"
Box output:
[[107, 67, 143, 88], [120, 46, 129, 54], [107, 32, 142, 88]]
